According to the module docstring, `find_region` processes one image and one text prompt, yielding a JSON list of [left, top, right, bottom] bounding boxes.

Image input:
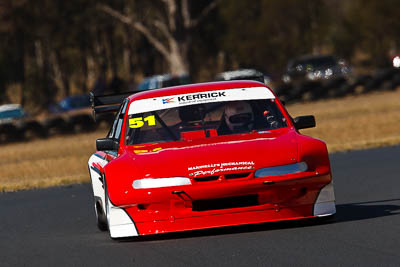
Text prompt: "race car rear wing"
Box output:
[[89, 91, 138, 120]]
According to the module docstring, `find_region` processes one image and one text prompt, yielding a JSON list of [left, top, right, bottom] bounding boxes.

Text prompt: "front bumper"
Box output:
[[108, 171, 335, 237], [135, 203, 316, 235]]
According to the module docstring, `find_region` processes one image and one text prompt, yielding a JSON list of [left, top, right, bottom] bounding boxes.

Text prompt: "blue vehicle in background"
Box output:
[[0, 104, 46, 142], [49, 95, 91, 113], [46, 94, 95, 133], [0, 104, 26, 122]]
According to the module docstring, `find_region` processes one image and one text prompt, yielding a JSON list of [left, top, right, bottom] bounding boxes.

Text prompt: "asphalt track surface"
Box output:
[[1, 146, 399, 266]]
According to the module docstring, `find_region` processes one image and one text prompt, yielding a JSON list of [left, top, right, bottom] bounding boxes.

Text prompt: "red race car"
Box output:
[[88, 80, 336, 239]]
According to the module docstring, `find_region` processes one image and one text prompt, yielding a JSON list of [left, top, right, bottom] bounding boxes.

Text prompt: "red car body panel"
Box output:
[[89, 81, 335, 237]]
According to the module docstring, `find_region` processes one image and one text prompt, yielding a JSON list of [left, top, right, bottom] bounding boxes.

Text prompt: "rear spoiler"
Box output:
[[89, 91, 138, 120]]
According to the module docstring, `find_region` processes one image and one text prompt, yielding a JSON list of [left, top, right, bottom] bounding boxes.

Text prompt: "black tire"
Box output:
[[95, 200, 108, 231], [2, 123, 20, 142]]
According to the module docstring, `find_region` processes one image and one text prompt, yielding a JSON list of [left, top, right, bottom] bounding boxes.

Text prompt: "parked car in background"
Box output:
[[215, 69, 272, 86], [280, 55, 352, 100], [45, 94, 96, 133], [0, 104, 26, 123], [49, 95, 91, 113], [137, 73, 191, 91], [0, 104, 46, 142], [282, 55, 351, 84]]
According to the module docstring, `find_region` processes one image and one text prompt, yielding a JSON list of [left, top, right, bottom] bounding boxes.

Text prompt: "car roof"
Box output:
[[0, 104, 22, 112], [294, 54, 335, 61], [215, 69, 265, 80], [128, 80, 270, 102], [289, 55, 336, 64]]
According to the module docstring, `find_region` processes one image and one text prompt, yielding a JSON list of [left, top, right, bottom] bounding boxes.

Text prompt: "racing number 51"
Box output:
[[129, 115, 156, 128]]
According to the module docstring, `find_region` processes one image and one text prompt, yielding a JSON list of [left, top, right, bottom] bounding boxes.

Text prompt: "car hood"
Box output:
[[125, 129, 298, 179]]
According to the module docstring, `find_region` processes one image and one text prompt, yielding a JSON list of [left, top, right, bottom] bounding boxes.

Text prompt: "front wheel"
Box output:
[[95, 199, 108, 231]]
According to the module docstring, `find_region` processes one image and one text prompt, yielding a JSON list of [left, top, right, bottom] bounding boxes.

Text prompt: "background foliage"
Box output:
[[1, 0, 400, 111]]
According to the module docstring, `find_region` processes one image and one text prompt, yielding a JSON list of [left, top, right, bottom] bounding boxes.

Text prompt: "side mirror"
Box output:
[[96, 138, 119, 151], [294, 115, 316, 130]]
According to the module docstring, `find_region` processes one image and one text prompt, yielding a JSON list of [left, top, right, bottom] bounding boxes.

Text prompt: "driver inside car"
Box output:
[[218, 101, 254, 135]]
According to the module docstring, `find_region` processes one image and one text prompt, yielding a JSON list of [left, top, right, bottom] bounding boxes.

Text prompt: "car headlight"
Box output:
[[282, 74, 291, 83], [306, 72, 316, 80], [132, 177, 191, 189], [393, 56, 400, 68], [254, 162, 308, 177], [325, 68, 333, 78]]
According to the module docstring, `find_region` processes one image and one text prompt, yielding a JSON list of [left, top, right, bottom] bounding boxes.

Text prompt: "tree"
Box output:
[[343, 0, 400, 67], [219, 0, 330, 74], [98, 0, 220, 75]]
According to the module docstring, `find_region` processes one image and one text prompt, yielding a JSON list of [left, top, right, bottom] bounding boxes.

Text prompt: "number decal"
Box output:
[[129, 117, 144, 128], [144, 115, 156, 126], [129, 115, 156, 128]]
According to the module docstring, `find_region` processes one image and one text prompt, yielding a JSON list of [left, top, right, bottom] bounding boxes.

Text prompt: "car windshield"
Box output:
[[126, 99, 287, 145]]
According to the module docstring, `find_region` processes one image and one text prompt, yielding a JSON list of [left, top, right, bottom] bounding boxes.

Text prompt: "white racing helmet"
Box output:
[[224, 101, 254, 132]]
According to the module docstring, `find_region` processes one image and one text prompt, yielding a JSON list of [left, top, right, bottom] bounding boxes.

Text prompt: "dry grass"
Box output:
[[1, 88, 399, 192], [0, 131, 106, 192], [286, 88, 400, 152]]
